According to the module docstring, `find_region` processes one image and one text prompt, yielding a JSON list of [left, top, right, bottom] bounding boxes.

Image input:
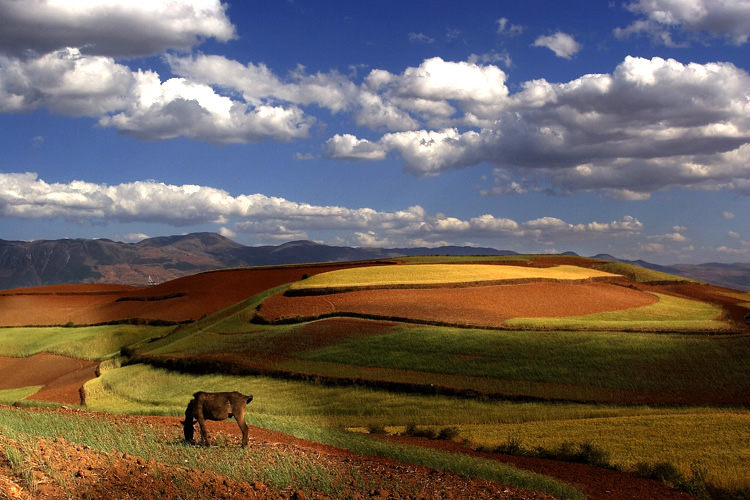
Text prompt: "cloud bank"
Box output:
[[0, 172, 645, 248], [326, 56, 750, 198]]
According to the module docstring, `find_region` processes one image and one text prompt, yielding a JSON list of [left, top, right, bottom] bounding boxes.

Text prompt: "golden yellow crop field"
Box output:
[[290, 264, 618, 290]]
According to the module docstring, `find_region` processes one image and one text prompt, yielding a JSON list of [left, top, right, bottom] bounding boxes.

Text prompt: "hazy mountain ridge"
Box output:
[[592, 254, 750, 291], [1, 233, 747, 291]]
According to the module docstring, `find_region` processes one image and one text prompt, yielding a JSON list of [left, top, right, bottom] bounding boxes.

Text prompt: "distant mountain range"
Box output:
[[590, 254, 750, 292], [1, 232, 748, 291]]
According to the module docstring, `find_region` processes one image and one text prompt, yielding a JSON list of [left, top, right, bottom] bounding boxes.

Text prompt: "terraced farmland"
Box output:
[[1, 255, 749, 500]]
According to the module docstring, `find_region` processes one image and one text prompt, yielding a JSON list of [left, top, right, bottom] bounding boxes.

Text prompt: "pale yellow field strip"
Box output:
[[291, 264, 619, 290]]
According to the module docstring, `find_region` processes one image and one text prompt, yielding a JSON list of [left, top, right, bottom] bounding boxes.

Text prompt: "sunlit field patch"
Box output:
[[0, 325, 171, 360], [506, 292, 728, 331], [457, 412, 750, 490], [289, 264, 618, 291]]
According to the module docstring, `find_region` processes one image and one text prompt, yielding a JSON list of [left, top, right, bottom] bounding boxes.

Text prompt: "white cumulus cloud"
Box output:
[[496, 17, 524, 37], [328, 56, 750, 198], [324, 134, 387, 161], [0, 0, 236, 57], [533, 32, 582, 59], [616, 0, 750, 46], [0, 49, 313, 143]]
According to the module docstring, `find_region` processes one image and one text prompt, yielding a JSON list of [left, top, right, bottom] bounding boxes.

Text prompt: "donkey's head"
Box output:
[[182, 399, 197, 444], [182, 416, 196, 443]]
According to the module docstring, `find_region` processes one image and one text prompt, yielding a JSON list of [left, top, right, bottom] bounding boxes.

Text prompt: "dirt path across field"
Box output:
[[380, 434, 699, 500], [0, 353, 97, 405]]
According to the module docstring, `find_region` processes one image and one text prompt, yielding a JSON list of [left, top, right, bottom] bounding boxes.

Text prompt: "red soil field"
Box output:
[[3, 261, 746, 329], [257, 281, 660, 327], [0, 263, 383, 327]]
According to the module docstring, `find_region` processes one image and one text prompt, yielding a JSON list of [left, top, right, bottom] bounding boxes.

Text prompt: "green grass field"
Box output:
[[505, 292, 727, 330], [591, 261, 698, 283], [0, 325, 171, 360]]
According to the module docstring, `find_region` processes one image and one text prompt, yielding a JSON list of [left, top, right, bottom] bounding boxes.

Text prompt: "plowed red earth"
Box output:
[[0, 405, 699, 500], [257, 282, 659, 327], [0, 263, 380, 327]]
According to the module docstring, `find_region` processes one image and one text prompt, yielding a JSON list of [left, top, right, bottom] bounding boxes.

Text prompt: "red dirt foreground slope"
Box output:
[[0, 405, 699, 500]]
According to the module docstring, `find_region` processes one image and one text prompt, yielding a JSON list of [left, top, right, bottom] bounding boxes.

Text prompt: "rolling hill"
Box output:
[[0, 233, 514, 289]]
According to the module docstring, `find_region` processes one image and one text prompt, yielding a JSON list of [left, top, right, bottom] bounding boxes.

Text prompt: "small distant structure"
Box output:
[[146, 275, 159, 287]]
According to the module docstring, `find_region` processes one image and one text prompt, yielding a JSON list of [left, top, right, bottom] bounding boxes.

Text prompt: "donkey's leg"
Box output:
[[236, 410, 249, 447], [197, 416, 210, 445]]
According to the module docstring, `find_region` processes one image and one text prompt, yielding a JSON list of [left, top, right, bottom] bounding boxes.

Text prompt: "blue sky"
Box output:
[[0, 0, 748, 264]]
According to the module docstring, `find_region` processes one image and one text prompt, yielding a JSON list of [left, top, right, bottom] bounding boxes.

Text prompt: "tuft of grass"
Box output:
[[0, 386, 42, 405], [485, 437, 612, 469], [403, 424, 460, 441], [366, 424, 387, 435]]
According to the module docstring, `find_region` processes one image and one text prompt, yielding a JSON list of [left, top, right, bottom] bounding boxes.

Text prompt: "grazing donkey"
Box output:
[[182, 391, 253, 447]]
